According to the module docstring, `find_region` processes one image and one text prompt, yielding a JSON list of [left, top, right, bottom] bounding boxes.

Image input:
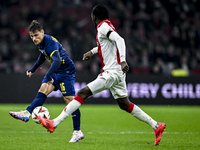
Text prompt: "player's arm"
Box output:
[[83, 47, 98, 61], [27, 53, 46, 77], [45, 51, 61, 82], [108, 31, 129, 73]]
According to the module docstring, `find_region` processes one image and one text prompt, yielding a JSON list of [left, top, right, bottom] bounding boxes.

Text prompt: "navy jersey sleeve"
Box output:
[[28, 53, 46, 73], [45, 41, 62, 82], [45, 51, 61, 82]]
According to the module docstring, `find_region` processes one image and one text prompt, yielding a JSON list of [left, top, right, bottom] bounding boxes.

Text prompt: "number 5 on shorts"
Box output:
[[60, 83, 66, 94]]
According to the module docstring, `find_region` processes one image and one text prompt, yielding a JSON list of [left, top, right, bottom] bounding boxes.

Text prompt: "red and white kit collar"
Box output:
[[96, 19, 116, 32]]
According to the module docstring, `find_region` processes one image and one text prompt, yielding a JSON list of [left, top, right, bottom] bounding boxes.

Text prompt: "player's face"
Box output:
[[29, 30, 44, 45]]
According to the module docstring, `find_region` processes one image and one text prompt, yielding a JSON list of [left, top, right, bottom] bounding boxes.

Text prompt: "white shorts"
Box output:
[[87, 70, 128, 99]]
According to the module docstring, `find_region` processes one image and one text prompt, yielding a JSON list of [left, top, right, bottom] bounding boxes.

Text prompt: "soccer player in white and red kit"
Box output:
[[39, 4, 166, 145]]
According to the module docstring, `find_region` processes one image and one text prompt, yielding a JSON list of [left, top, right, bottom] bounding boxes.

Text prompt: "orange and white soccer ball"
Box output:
[[32, 106, 50, 124]]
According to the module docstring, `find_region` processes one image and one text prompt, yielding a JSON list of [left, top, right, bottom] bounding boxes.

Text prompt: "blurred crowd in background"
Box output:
[[1, 0, 200, 76]]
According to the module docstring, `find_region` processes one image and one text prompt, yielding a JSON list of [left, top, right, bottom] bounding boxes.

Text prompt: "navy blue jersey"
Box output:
[[37, 34, 75, 74]]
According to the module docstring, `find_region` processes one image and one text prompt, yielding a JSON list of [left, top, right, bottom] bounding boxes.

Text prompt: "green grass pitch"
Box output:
[[0, 104, 200, 150]]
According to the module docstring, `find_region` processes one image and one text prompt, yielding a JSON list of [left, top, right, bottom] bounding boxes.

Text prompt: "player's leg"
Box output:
[[9, 76, 55, 122], [116, 97, 166, 145], [54, 73, 84, 142], [63, 96, 81, 131], [26, 82, 55, 113], [116, 97, 159, 128], [110, 72, 166, 145], [63, 96, 84, 143], [111, 76, 158, 127]]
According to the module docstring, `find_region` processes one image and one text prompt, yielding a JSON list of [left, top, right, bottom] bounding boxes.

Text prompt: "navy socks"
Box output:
[[26, 92, 47, 114], [72, 109, 81, 131]]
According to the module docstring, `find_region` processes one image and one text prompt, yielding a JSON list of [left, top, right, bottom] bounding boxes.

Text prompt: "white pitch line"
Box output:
[[97, 131, 199, 135], [0, 131, 199, 135]]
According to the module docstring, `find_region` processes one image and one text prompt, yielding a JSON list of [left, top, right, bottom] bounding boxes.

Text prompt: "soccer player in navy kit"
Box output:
[[9, 20, 84, 143]]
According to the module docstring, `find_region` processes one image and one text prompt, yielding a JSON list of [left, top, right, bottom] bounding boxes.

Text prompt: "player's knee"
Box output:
[[64, 99, 70, 105], [38, 88, 48, 95], [38, 83, 54, 95], [63, 96, 74, 104], [38, 85, 49, 95], [118, 105, 125, 111], [116, 97, 130, 111], [118, 104, 128, 111], [77, 86, 92, 99]]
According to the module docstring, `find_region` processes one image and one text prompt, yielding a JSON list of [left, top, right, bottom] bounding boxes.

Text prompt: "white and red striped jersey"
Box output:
[[96, 19, 123, 72]]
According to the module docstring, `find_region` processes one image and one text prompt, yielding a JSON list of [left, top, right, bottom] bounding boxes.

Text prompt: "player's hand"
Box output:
[[83, 51, 93, 61], [47, 79, 54, 85], [121, 61, 129, 74], [26, 71, 33, 77]]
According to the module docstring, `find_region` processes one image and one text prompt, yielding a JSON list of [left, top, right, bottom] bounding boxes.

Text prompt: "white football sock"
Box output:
[[131, 104, 158, 129], [53, 100, 81, 127]]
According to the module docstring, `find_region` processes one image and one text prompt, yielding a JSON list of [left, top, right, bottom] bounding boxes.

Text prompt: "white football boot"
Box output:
[[69, 130, 84, 143], [9, 110, 30, 122]]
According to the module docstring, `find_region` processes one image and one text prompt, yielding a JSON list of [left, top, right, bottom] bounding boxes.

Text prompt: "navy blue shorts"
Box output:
[[42, 72, 76, 96]]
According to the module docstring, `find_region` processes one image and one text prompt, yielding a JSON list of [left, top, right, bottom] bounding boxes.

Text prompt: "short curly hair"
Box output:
[[92, 4, 109, 21]]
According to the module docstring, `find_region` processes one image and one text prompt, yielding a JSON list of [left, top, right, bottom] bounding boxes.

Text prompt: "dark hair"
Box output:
[[92, 4, 109, 21], [28, 20, 43, 32]]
